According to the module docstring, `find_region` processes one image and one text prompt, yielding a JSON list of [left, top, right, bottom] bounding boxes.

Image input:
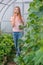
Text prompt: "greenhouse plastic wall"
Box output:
[[0, 0, 33, 33]]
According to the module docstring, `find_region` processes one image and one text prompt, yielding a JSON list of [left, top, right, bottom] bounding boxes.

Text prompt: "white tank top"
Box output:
[[13, 20, 23, 32]]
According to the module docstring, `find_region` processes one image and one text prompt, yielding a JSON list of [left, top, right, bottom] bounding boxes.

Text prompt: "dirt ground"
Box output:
[[7, 62, 16, 65]]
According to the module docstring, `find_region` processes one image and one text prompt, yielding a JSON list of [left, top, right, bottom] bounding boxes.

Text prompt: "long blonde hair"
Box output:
[[13, 6, 24, 24]]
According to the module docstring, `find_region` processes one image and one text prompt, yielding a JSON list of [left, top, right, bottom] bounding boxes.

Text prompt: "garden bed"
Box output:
[[0, 33, 16, 65]]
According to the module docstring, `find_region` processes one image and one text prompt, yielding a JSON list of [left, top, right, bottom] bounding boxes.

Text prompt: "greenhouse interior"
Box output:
[[0, 0, 43, 65], [0, 0, 32, 33]]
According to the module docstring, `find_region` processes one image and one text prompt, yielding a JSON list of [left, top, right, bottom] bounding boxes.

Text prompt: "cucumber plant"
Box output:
[[14, 0, 43, 65]]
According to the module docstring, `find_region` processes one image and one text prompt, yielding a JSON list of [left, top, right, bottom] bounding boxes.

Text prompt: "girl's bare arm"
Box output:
[[10, 16, 15, 27], [22, 17, 26, 26], [21, 17, 24, 25]]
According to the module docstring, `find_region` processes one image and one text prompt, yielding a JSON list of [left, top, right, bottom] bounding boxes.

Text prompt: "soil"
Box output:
[[7, 62, 16, 65]]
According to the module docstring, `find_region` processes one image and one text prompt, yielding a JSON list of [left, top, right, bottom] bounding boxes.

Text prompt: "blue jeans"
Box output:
[[13, 32, 23, 56]]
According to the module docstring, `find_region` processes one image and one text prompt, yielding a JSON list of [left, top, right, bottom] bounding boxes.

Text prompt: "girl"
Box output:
[[10, 6, 24, 56]]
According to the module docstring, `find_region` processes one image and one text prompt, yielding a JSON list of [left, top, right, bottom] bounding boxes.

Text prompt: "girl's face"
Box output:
[[14, 7, 19, 16]]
